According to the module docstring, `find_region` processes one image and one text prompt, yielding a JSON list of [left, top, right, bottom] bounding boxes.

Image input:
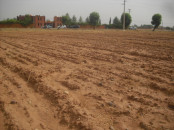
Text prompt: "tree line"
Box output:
[[61, 12, 101, 27], [0, 14, 32, 26], [62, 12, 163, 31], [0, 12, 164, 31], [61, 12, 132, 29], [105, 13, 132, 29]]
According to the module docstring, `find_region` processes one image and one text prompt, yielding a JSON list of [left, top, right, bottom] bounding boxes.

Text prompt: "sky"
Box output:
[[0, 0, 174, 27]]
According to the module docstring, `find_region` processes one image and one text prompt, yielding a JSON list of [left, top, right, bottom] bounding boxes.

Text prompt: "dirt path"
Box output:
[[0, 29, 174, 130]]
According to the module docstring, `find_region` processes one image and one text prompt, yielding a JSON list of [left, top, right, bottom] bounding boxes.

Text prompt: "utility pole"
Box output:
[[128, 9, 131, 14], [123, 0, 126, 30]]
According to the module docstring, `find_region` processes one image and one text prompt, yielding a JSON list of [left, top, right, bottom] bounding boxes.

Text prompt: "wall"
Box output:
[[0, 24, 34, 28]]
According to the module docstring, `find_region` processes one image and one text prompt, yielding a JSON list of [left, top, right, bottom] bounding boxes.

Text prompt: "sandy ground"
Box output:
[[0, 29, 174, 130]]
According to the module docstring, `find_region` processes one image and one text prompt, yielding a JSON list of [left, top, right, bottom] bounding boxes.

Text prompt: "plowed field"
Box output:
[[0, 29, 174, 130]]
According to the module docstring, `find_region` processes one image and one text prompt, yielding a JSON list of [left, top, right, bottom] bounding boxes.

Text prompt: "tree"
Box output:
[[140, 24, 153, 29], [113, 17, 122, 29], [121, 13, 132, 29], [165, 27, 171, 30], [72, 15, 77, 25], [133, 24, 138, 28], [151, 14, 162, 31], [99, 19, 101, 25], [72, 15, 77, 22], [20, 14, 32, 26], [79, 16, 83, 24], [86, 17, 89, 24], [89, 12, 100, 29], [0, 14, 32, 26], [65, 13, 70, 18], [62, 13, 71, 26], [109, 17, 111, 25]]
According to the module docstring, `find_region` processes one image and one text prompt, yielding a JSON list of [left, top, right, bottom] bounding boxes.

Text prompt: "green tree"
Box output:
[[109, 17, 111, 25], [86, 17, 89, 24], [72, 15, 77, 25], [0, 14, 32, 26], [113, 17, 122, 29], [89, 12, 100, 29], [151, 14, 162, 31], [79, 16, 83, 24], [62, 13, 71, 26], [0, 18, 19, 24], [62, 16, 67, 25], [99, 19, 101, 25], [20, 14, 32, 26], [121, 13, 132, 29], [66, 13, 70, 18]]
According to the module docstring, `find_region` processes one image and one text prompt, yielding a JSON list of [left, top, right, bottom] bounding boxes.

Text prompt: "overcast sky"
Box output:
[[0, 0, 174, 27]]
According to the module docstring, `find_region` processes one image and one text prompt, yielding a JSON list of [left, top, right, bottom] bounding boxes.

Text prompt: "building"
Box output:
[[17, 15, 62, 28], [54, 16, 62, 27], [33, 15, 45, 28]]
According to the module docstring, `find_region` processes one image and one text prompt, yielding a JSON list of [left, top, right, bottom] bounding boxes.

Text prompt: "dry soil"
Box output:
[[0, 29, 174, 130]]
